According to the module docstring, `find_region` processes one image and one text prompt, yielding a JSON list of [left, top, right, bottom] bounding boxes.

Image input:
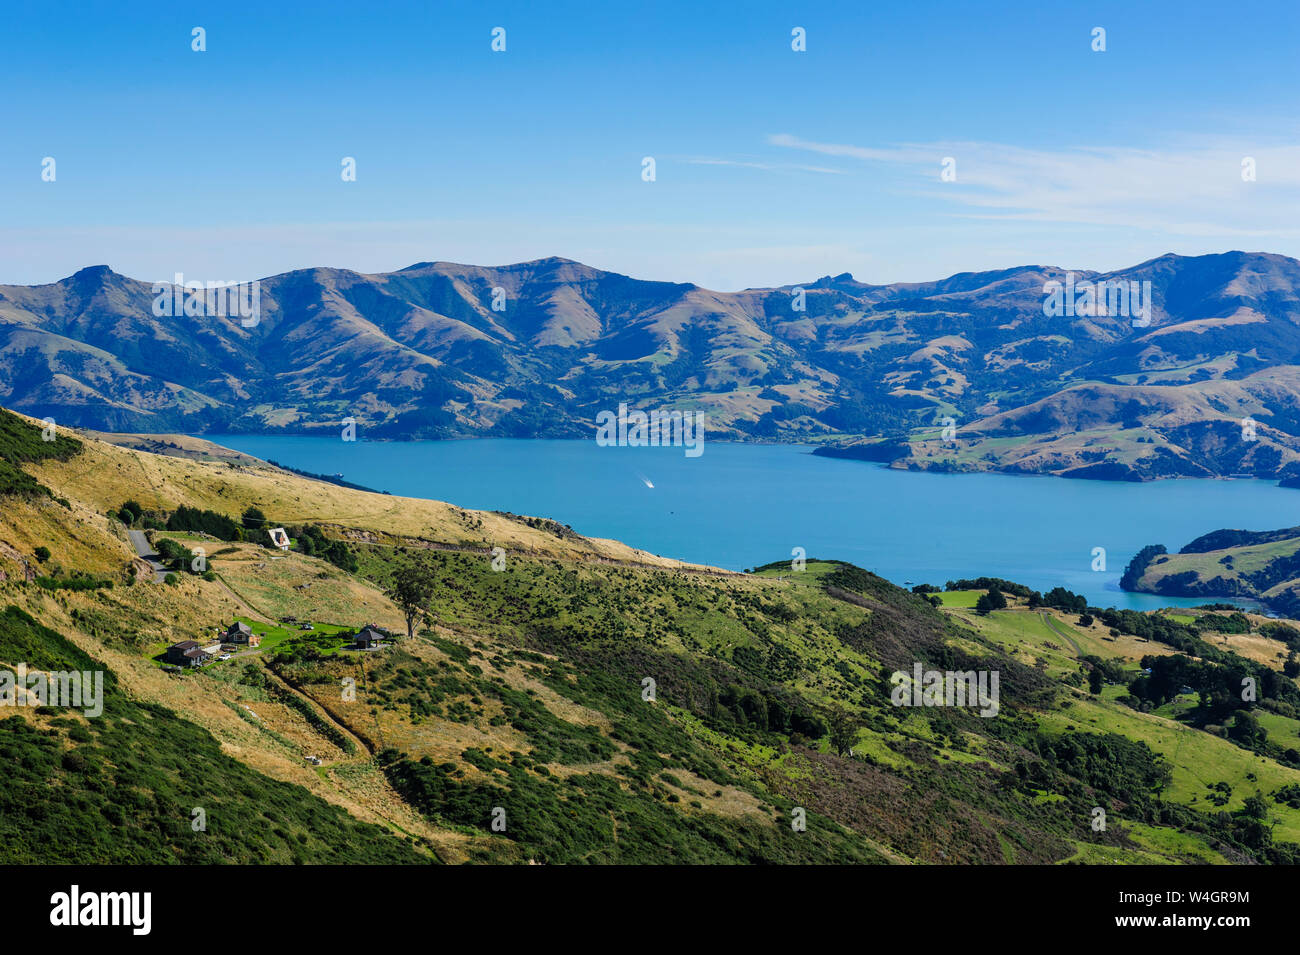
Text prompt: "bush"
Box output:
[[33, 576, 112, 592], [946, 577, 1032, 598], [0, 409, 83, 497], [167, 505, 242, 540], [33, 547, 50, 563], [0, 605, 427, 864], [297, 525, 357, 573], [1042, 586, 1087, 614]]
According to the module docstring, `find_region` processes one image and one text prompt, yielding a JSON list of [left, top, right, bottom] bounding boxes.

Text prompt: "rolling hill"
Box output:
[[4, 406, 1300, 864], [4, 251, 1300, 480], [1122, 526, 1300, 617]]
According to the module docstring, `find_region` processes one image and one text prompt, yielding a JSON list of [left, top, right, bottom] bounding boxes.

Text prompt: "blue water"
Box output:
[[205, 436, 1300, 611]]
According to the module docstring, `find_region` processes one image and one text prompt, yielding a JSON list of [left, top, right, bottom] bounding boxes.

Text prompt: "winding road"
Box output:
[[127, 530, 168, 582], [1039, 611, 1083, 656]]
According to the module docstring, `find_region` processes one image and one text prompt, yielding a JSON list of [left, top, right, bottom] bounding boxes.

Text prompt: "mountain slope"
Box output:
[[5, 408, 1300, 863], [4, 252, 1300, 479], [1122, 525, 1300, 616]]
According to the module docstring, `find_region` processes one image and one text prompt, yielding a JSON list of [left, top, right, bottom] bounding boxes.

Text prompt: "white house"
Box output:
[[268, 527, 290, 551]]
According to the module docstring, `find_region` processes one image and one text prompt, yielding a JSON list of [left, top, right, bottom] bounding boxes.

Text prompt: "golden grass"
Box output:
[[25, 421, 721, 570], [211, 542, 404, 628], [1, 581, 486, 860]]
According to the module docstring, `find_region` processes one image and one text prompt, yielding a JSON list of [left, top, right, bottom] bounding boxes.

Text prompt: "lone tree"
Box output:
[[828, 707, 858, 757], [975, 586, 1007, 615], [388, 555, 437, 638]]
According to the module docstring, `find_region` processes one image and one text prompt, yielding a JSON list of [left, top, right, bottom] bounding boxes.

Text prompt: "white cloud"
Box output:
[[768, 132, 1300, 238], [685, 156, 843, 175]]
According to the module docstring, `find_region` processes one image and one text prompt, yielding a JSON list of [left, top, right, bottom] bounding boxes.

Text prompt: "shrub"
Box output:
[[167, 505, 242, 540], [0, 409, 82, 497], [34, 576, 112, 592]]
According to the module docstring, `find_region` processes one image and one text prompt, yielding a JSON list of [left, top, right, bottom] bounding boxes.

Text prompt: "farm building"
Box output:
[[223, 621, 261, 646], [165, 640, 211, 668]]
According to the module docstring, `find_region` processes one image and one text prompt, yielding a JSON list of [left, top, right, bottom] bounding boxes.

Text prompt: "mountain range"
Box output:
[[3, 251, 1300, 480]]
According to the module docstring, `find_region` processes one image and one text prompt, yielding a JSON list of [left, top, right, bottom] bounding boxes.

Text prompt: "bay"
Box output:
[[205, 435, 1300, 611]]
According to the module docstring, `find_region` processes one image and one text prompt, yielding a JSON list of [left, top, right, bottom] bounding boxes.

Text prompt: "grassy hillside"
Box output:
[[5, 406, 1300, 864], [0, 409, 80, 497], [0, 605, 431, 863], [1123, 525, 1300, 617]]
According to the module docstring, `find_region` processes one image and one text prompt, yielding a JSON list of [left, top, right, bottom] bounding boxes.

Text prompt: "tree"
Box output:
[[975, 587, 1006, 615], [33, 546, 50, 563], [1088, 667, 1104, 695], [1043, 586, 1086, 614], [1229, 710, 1266, 750], [828, 708, 858, 756], [297, 524, 356, 572], [241, 506, 267, 530], [387, 555, 437, 638], [1239, 793, 1269, 820]]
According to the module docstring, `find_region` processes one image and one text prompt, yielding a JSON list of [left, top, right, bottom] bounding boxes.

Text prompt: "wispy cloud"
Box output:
[[769, 132, 1300, 238], [685, 156, 844, 175]]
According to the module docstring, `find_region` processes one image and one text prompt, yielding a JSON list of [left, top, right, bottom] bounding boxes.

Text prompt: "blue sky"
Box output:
[[2, 0, 1298, 289]]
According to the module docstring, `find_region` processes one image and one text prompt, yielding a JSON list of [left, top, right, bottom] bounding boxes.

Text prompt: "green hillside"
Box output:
[[4, 406, 1300, 864], [1123, 526, 1300, 617], [0, 606, 430, 863]]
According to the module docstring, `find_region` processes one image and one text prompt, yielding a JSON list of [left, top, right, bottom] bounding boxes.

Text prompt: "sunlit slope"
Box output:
[[21, 417, 714, 570], [5, 409, 1300, 864]]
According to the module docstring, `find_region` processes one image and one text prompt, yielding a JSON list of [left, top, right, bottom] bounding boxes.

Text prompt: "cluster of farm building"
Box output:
[[162, 621, 390, 669]]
